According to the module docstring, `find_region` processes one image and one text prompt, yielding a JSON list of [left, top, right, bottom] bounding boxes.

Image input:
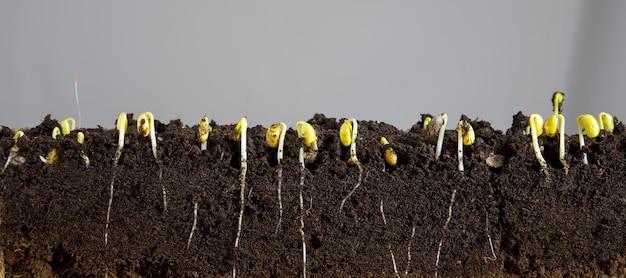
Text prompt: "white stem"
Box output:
[[557, 115, 568, 173], [74, 76, 82, 128], [277, 123, 286, 162], [148, 116, 158, 161], [435, 114, 447, 160], [578, 118, 588, 165], [200, 141, 207, 151], [299, 146, 307, 278], [457, 127, 464, 172], [349, 119, 358, 163], [233, 118, 247, 278], [529, 115, 548, 174]]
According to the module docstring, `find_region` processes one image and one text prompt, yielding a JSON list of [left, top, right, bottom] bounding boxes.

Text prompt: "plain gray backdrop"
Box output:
[[2, 1, 625, 133]]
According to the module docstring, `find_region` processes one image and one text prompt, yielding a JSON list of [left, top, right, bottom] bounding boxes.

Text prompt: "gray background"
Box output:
[[1, 1, 625, 133]]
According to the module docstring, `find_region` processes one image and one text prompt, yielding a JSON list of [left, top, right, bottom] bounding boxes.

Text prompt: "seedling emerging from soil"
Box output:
[[105, 112, 129, 245], [577, 114, 600, 165], [598, 112, 614, 133], [233, 116, 247, 278], [456, 120, 475, 172], [551, 91, 564, 115], [74, 76, 82, 128], [3, 131, 24, 172], [137, 112, 159, 162], [266, 122, 287, 233], [339, 118, 364, 212], [197, 115, 211, 151], [295, 121, 318, 161], [528, 114, 548, 176], [380, 137, 397, 168], [77, 132, 90, 168], [426, 114, 448, 160], [544, 114, 568, 173], [423, 116, 432, 130], [60, 117, 76, 135], [295, 122, 313, 278]]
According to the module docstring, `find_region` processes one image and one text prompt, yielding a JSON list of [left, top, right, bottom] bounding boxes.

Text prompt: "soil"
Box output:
[[1, 113, 625, 277]]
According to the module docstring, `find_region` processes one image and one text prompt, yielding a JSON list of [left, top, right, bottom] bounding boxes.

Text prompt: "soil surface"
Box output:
[[1, 113, 625, 277]]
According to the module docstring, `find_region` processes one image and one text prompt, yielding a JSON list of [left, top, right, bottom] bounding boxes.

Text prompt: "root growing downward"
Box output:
[[187, 201, 198, 249], [275, 165, 283, 234], [299, 164, 307, 278], [339, 161, 363, 211], [435, 189, 457, 278], [380, 200, 400, 278]]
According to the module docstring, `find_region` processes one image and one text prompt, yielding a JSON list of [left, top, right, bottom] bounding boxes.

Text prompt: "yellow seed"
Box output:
[[457, 120, 475, 146], [52, 127, 61, 139], [380, 137, 389, 146], [552, 91, 564, 115], [198, 115, 211, 143], [117, 112, 128, 133], [423, 117, 432, 130], [295, 121, 316, 147], [426, 114, 446, 137], [528, 114, 544, 136], [234, 116, 247, 141], [41, 148, 58, 165], [77, 132, 85, 144], [59, 118, 76, 135], [577, 114, 600, 139], [339, 119, 354, 147], [266, 122, 286, 148], [543, 115, 559, 138], [137, 112, 152, 137], [598, 112, 614, 132]]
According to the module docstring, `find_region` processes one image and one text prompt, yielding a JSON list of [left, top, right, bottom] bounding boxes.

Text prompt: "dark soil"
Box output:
[[1, 113, 625, 277]]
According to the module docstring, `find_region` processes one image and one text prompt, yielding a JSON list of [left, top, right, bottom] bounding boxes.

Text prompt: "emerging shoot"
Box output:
[[598, 112, 614, 133], [74, 76, 82, 128], [197, 115, 211, 151], [456, 120, 475, 172], [577, 114, 600, 165], [137, 112, 158, 162], [77, 132, 90, 168], [380, 137, 397, 168], [528, 114, 548, 177], [233, 116, 248, 278], [295, 121, 318, 162], [551, 91, 564, 115], [60, 117, 76, 135], [3, 131, 24, 172], [423, 116, 432, 130], [426, 114, 448, 160], [339, 118, 364, 211], [544, 114, 568, 174], [266, 122, 287, 233]]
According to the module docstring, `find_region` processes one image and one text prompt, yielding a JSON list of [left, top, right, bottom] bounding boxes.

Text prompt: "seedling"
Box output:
[[266, 122, 287, 233], [576, 114, 600, 165], [295, 121, 318, 161], [551, 91, 564, 115], [339, 118, 364, 212], [40, 118, 77, 164], [426, 113, 448, 160], [423, 116, 432, 130], [77, 132, 90, 168], [456, 120, 475, 172], [544, 114, 568, 173], [233, 116, 247, 278], [3, 131, 24, 172], [74, 76, 82, 128], [197, 115, 211, 151], [60, 117, 76, 135], [598, 112, 614, 133], [137, 112, 168, 213], [380, 137, 397, 169], [105, 112, 128, 246], [295, 121, 315, 278], [528, 114, 548, 176]]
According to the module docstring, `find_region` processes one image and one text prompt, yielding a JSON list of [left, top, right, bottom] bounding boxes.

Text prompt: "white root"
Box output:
[[233, 118, 247, 278], [274, 165, 283, 234], [187, 201, 199, 250], [339, 161, 363, 211], [405, 225, 416, 276], [482, 211, 497, 262], [380, 200, 400, 278], [299, 147, 308, 278], [435, 189, 457, 278]]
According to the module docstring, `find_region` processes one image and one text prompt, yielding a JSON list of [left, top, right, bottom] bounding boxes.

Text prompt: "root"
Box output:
[[482, 211, 497, 262], [380, 200, 400, 278], [405, 225, 416, 276], [0, 247, 4, 278], [158, 164, 167, 214], [339, 161, 363, 211], [233, 161, 247, 278], [105, 149, 123, 245], [435, 189, 457, 278], [299, 164, 308, 278], [274, 165, 283, 234], [187, 201, 199, 250]]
